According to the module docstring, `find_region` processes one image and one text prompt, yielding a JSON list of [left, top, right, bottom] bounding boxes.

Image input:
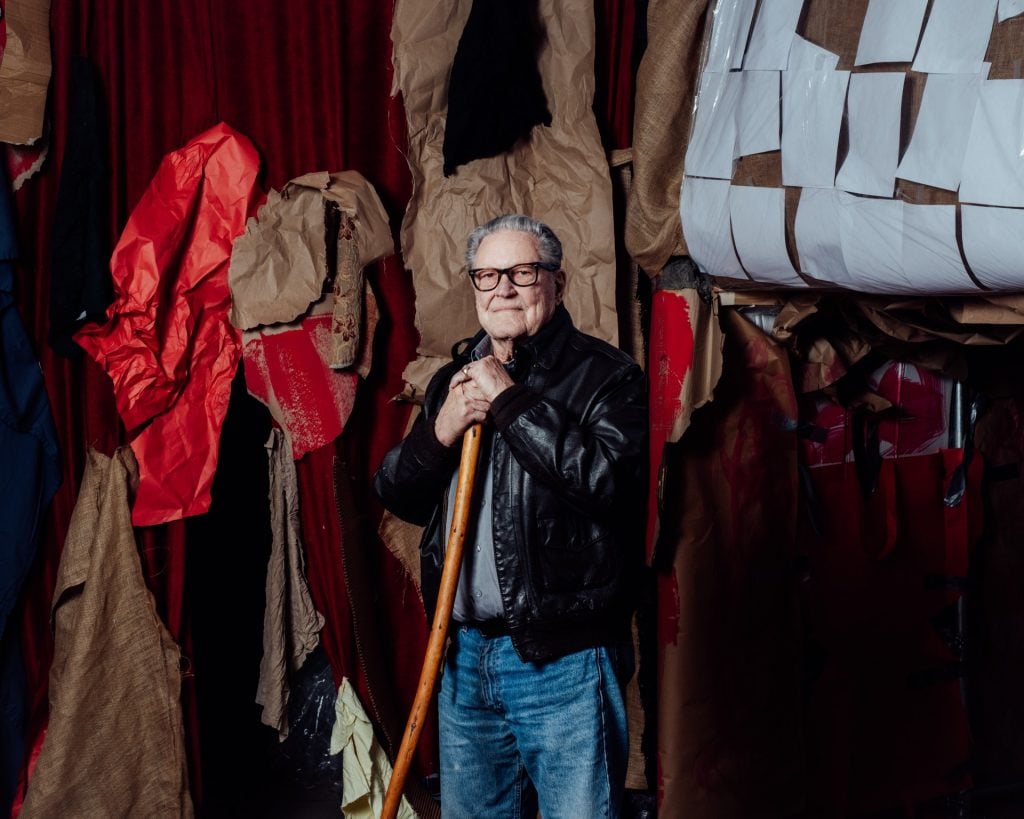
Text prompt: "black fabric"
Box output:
[[442, 0, 552, 177], [374, 306, 647, 662], [49, 57, 112, 358]]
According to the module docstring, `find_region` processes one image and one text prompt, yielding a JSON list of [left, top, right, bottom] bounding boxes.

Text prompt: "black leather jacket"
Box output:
[[374, 306, 647, 662]]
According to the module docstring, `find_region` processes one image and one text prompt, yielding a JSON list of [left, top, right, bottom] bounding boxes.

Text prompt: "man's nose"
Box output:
[[494, 274, 518, 295]]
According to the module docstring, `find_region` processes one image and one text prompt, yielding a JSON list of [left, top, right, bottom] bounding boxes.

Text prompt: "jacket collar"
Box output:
[[456, 303, 574, 372]]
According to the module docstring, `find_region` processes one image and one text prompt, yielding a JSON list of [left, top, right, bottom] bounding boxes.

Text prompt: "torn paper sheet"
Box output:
[[897, 71, 986, 192], [705, 0, 757, 72], [835, 72, 904, 198], [330, 678, 418, 819], [781, 69, 849, 188], [795, 187, 848, 283], [0, 0, 52, 145], [788, 35, 840, 71], [736, 71, 780, 158], [242, 314, 360, 460], [729, 185, 805, 288], [645, 286, 723, 563], [680, 176, 746, 280], [393, 0, 618, 395], [229, 170, 392, 331], [743, 0, 804, 70], [960, 79, 1024, 207], [961, 205, 1024, 291], [685, 71, 741, 179], [912, 0, 997, 74], [854, 0, 929, 67]]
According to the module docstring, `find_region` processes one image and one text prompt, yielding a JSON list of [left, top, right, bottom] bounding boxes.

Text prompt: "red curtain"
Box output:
[[9, 0, 636, 812]]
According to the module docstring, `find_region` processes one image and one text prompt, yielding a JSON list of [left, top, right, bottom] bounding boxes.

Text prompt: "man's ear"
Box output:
[[554, 269, 566, 302]]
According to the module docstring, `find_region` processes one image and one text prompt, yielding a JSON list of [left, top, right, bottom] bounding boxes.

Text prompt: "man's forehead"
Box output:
[[473, 230, 537, 263]]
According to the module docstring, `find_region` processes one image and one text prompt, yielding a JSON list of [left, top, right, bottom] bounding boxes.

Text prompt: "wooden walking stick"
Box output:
[[381, 422, 484, 819]]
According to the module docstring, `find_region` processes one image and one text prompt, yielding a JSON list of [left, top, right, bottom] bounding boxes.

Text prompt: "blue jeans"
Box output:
[[439, 625, 630, 818]]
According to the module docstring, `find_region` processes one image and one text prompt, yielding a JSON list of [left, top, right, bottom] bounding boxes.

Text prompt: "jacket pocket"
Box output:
[[534, 515, 617, 593]]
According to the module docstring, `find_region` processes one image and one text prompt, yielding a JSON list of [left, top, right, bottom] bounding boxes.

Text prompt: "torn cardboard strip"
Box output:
[[0, 0, 52, 145]]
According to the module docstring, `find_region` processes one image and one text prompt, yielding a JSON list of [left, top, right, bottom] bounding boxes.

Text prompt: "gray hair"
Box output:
[[465, 214, 563, 270]]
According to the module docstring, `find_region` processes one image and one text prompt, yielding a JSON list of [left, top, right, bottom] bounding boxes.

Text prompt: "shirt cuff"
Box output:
[[490, 384, 541, 430]]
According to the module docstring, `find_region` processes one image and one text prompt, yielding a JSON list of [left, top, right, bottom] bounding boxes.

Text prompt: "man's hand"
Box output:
[[434, 366, 491, 447], [462, 356, 515, 402]]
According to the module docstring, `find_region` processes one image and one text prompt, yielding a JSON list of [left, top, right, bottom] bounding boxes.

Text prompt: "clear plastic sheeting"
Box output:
[[679, 0, 1024, 294], [685, 71, 741, 179], [788, 35, 840, 71], [705, 0, 756, 72], [743, 0, 805, 70]]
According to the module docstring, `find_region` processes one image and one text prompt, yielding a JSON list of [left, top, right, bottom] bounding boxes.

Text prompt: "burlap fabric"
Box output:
[[20, 448, 193, 818]]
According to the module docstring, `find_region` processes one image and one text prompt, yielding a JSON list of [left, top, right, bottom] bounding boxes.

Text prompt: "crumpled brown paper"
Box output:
[[392, 0, 619, 393], [0, 0, 52, 145], [229, 170, 392, 347]]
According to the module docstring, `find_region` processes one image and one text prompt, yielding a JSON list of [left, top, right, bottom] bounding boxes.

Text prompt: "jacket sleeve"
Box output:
[[490, 360, 647, 521], [373, 373, 461, 525]]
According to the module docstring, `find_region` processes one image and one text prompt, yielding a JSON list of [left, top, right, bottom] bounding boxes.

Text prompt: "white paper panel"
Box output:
[[999, 0, 1024, 21], [743, 0, 805, 70], [836, 73, 904, 197], [788, 35, 840, 71], [706, 0, 758, 72], [685, 71, 742, 179], [838, 195, 908, 293], [855, 0, 929, 66], [897, 73, 985, 192], [680, 176, 747, 279], [960, 80, 1024, 207], [794, 187, 848, 281], [902, 203, 978, 293], [736, 71, 780, 157], [961, 205, 1024, 290], [912, 0, 997, 74], [781, 69, 850, 188], [729, 185, 806, 287]]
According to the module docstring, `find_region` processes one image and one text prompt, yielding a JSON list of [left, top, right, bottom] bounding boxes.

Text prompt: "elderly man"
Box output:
[[374, 214, 646, 818]]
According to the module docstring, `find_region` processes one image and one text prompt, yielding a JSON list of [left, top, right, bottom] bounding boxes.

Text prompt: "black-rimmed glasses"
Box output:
[[467, 262, 558, 292]]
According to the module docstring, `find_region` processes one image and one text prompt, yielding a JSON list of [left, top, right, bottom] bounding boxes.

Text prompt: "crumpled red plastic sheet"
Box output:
[[242, 313, 359, 461], [76, 123, 261, 526]]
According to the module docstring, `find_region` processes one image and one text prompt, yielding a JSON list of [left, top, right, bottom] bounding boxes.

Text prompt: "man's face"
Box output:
[[471, 230, 564, 345]]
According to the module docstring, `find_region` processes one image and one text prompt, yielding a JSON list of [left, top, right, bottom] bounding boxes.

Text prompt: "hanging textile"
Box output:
[[19, 448, 193, 818], [0, 161, 60, 819], [256, 429, 326, 738]]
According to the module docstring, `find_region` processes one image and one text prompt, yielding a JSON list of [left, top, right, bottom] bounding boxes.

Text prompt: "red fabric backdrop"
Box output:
[[9, 0, 636, 811]]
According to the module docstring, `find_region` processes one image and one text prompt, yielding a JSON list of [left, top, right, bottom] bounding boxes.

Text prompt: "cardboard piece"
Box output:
[[392, 0, 619, 393], [0, 0, 51, 145]]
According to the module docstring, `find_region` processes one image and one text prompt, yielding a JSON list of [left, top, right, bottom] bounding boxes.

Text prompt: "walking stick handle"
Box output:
[[381, 422, 484, 819]]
